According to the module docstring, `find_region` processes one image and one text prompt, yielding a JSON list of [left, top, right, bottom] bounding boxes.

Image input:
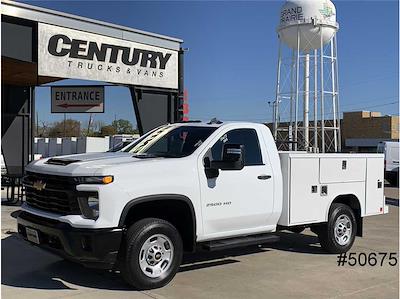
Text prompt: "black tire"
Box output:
[[387, 172, 399, 187], [120, 218, 183, 290], [318, 203, 357, 253]]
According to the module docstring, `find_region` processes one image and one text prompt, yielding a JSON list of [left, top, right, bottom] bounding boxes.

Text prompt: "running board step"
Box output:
[[202, 234, 280, 251]]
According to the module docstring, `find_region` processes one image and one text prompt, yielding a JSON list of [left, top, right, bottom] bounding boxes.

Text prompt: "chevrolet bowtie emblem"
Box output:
[[33, 180, 46, 191]]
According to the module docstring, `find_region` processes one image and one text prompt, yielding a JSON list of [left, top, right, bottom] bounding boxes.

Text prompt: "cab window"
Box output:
[[211, 128, 263, 166]]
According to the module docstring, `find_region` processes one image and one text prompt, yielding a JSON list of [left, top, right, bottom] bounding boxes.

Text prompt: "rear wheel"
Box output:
[[120, 218, 183, 290], [318, 204, 357, 253], [387, 172, 399, 187]]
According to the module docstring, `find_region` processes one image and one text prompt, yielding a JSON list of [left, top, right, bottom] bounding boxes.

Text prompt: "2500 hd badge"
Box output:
[[206, 201, 232, 207]]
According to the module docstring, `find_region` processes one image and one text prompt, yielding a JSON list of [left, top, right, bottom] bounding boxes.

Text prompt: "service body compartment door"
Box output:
[[365, 157, 385, 215], [289, 157, 321, 224], [320, 157, 366, 183]]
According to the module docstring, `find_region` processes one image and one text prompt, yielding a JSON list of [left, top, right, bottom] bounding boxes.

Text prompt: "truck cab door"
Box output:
[[198, 127, 275, 238]]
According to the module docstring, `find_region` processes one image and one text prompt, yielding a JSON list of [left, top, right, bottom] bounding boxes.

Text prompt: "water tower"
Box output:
[[273, 0, 341, 152]]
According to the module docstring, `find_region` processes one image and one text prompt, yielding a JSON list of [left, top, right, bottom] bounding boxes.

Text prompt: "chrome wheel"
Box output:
[[334, 215, 352, 246], [138, 234, 174, 278]]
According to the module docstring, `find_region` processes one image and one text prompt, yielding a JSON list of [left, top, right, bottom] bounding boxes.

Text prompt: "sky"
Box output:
[[26, 0, 399, 128]]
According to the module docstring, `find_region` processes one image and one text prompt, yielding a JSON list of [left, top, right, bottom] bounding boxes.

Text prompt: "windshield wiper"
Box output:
[[131, 153, 158, 159], [132, 152, 182, 159], [151, 152, 183, 158], [156, 153, 181, 158]]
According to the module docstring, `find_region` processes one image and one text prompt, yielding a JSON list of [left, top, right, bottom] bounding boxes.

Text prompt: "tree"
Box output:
[[34, 121, 50, 137], [100, 125, 117, 136], [112, 119, 135, 134], [48, 119, 81, 137], [92, 120, 106, 132]]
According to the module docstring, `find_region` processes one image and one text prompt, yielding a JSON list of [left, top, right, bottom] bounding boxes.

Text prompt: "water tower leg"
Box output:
[[320, 26, 325, 153], [330, 38, 338, 152], [294, 27, 300, 151], [314, 49, 318, 152], [333, 34, 342, 152], [303, 53, 310, 151], [289, 50, 295, 151], [274, 40, 282, 142]]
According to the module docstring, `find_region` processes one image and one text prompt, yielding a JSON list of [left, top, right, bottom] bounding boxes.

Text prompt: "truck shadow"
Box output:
[[180, 246, 269, 272], [270, 231, 328, 254], [1, 231, 325, 291], [1, 234, 131, 291]]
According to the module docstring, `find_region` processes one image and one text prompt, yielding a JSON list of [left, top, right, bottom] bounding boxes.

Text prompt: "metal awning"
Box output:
[[1, 0, 183, 87], [1, 0, 183, 51]]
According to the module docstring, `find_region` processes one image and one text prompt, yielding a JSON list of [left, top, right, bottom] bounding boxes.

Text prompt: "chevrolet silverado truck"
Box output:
[[18, 121, 388, 289]]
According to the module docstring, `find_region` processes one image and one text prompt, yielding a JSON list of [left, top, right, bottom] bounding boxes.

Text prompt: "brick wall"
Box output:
[[342, 111, 398, 140]]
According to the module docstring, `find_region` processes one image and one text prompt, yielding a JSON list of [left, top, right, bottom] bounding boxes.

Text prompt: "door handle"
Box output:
[[257, 175, 271, 180]]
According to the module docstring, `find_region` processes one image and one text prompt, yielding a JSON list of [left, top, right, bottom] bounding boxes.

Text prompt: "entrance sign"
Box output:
[[38, 23, 178, 89], [51, 86, 105, 113]]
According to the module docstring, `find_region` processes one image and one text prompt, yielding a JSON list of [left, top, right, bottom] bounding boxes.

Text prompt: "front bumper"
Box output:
[[17, 211, 123, 269]]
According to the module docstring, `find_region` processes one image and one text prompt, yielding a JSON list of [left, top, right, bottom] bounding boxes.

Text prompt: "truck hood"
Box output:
[[25, 152, 164, 176]]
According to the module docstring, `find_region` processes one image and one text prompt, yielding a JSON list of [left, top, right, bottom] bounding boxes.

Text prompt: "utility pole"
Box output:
[[36, 111, 39, 136], [63, 113, 66, 136], [87, 113, 94, 136]]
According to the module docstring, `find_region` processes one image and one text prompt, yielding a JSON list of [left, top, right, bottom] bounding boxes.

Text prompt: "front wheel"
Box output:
[[120, 218, 183, 290], [318, 204, 357, 253]]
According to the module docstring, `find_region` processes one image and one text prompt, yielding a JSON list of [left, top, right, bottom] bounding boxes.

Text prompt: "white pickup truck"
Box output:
[[19, 121, 387, 289]]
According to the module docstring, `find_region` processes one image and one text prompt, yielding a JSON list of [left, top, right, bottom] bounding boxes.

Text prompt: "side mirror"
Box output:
[[204, 157, 219, 179], [204, 144, 245, 179], [211, 144, 245, 171]]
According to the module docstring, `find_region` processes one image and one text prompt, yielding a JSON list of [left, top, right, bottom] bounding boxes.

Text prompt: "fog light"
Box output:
[[77, 193, 99, 220], [88, 196, 99, 218]]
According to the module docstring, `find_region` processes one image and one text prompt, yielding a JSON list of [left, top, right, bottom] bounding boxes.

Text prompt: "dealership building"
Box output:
[[266, 110, 400, 153], [342, 111, 399, 152], [1, 0, 185, 178]]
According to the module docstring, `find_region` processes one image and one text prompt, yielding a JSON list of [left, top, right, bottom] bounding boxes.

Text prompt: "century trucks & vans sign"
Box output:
[[38, 23, 178, 89]]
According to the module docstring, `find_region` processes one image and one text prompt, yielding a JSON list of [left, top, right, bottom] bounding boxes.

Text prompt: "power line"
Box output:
[[190, 100, 399, 124], [273, 101, 399, 123], [347, 101, 398, 111], [341, 73, 399, 90], [340, 96, 397, 108]]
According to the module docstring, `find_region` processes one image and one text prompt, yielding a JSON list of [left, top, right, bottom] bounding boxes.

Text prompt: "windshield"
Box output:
[[123, 125, 217, 158], [377, 143, 385, 153], [108, 140, 135, 152]]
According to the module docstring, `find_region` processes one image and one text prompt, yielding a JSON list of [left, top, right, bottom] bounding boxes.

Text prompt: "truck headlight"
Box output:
[[77, 193, 99, 220], [74, 176, 114, 184]]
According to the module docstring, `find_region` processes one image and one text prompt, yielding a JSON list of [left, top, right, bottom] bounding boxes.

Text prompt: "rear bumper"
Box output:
[[17, 211, 123, 269]]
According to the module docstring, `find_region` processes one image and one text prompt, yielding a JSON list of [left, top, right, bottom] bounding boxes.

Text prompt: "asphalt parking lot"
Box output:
[[1, 188, 399, 299]]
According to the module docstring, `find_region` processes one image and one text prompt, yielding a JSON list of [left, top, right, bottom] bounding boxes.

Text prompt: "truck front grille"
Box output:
[[23, 172, 81, 215]]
